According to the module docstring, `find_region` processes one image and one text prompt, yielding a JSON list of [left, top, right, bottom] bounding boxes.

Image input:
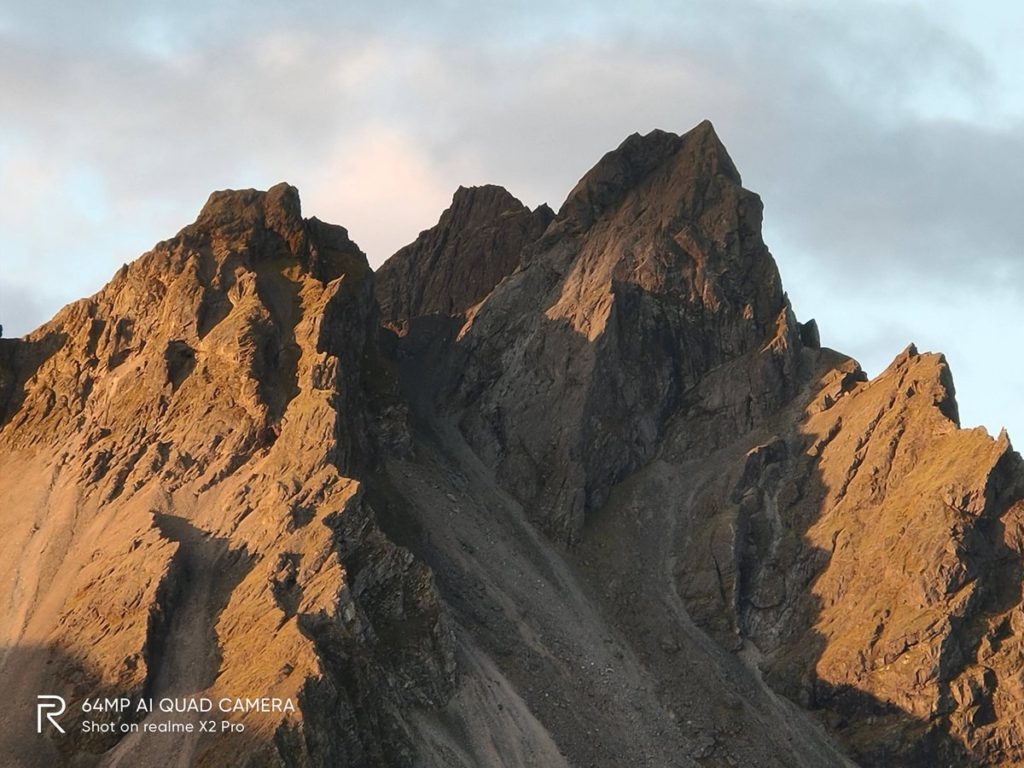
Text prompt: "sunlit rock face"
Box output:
[[0, 183, 454, 767]]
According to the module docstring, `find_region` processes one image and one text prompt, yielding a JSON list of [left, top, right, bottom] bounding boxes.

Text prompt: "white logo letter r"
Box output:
[[36, 695, 66, 734]]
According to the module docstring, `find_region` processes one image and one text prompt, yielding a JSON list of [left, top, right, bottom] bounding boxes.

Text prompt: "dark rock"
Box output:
[[799, 319, 820, 349], [375, 184, 552, 333]]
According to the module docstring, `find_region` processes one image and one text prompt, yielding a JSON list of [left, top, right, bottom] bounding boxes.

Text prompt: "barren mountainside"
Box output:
[[2, 121, 1023, 767]]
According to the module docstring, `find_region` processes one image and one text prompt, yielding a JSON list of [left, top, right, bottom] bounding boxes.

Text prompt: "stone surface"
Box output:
[[435, 122, 801, 544], [375, 185, 552, 334]]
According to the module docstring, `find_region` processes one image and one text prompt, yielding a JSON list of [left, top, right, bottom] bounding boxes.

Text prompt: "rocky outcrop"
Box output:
[[0, 184, 454, 767], [717, 345, 1024, 766], [591, 332, 1024, 768], [375, 185, 552, 333], [380, 123, 854, 766]]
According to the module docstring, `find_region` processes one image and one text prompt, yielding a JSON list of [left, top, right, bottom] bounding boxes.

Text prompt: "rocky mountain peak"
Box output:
[[447, 183, 528, 223], [195, 182, 303, 235], [884, 342, 961, 425], [375, 184, 553, 332], [554, 120, 741, 231], [0, 179, 454, 766], [381, 122, 801, 545], [181, 182, 367, 285], [684, 118, 742, 180]]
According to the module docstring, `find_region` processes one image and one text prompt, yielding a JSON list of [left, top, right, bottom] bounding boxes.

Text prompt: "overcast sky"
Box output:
[[1, 1, 1021, 441]]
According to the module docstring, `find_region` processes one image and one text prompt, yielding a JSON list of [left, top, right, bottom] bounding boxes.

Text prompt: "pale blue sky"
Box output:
[[1, 1, 1021, 441]]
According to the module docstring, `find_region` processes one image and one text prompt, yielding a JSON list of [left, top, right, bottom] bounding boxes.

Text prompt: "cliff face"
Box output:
[[597, 334, 1024, 767], [375, 185, 553, 334], [721, 346, 1024, 766], [395, 123, 804, 544], [3, 122, 1024, 767]]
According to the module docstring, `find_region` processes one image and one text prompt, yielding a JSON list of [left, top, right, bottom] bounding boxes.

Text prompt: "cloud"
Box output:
[[303, 125, 466, 262]]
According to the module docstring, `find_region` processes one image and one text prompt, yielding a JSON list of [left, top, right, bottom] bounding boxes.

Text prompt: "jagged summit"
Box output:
[[555, 121, 741, 230], [0, 172, 451, 766], [181, 181, 368, 284], [375, 183, 552, 332], [447, 184, 530, 221], [3, 122, 1024, 768], [375, 121, 754, 340], [195, 182, 303, 233], [412, 120, 797, 544]]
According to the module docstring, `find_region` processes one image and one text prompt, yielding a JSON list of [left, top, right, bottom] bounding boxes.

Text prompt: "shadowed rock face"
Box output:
[[375, 184, 553, 333], [3, 122, 1024, 768], [428, 122, 801, 544]]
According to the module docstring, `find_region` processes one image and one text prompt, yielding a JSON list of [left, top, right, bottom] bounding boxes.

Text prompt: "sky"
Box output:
[[0, 1, 1021, 441]]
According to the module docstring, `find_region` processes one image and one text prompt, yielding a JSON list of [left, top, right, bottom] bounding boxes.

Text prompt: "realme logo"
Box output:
[[36, 695, 66, 734]]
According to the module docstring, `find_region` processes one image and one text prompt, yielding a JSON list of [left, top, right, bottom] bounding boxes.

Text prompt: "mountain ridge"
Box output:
[[2, 121, 1023, 767]]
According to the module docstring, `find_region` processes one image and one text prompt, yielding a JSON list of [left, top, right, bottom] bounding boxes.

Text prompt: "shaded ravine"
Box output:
[[102, 516, 252, 768]]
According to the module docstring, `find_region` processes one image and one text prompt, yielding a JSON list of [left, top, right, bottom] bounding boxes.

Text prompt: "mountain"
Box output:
[[1, 121, 1022, 767]]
